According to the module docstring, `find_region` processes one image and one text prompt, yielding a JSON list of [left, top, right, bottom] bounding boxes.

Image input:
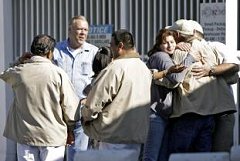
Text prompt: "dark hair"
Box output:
[[30, 34, 56, 56], [112, 29, 135, 49], [92, 46, 113, 77], [148, 29, 178, 56]]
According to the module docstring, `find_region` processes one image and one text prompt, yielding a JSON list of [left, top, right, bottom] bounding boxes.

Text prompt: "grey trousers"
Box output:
[[212, 113, 235, 152]]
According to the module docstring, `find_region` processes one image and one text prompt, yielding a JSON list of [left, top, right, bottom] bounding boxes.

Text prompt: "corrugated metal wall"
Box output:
[[12, 0, 227, 60]]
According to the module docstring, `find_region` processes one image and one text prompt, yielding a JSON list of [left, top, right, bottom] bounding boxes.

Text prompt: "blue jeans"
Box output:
[[67, 121, 89, 161], [168, 114, 215, 154], [143, 110, 169, 161]]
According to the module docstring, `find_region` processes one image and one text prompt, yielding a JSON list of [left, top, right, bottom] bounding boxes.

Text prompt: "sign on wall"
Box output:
[[87, 24, 113, 47], [200, 3, 225, 43]]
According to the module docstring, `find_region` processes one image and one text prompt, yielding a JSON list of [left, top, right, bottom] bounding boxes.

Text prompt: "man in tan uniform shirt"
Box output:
[[0, 34, 81, 161]]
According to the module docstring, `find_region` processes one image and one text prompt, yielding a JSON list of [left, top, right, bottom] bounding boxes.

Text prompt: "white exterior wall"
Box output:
[[226, 0, 239, 146]]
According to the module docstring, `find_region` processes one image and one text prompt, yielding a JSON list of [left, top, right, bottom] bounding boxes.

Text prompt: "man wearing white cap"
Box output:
[[176, 19, 240, 152], [167, 19, 239, 155], [187, 20, 239, 152]]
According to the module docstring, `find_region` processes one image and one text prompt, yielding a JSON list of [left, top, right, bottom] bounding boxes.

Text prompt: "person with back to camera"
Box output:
[[166, 19, 237, 157], [81, 46, 113, 149], [171, 19, 239, 152], [0, 34, 81, 161], [53, 15, 98, 161], [82, 46, 113, 98], [81, 29, 152, 159]]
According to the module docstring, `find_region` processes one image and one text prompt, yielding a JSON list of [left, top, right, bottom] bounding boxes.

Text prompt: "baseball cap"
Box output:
[[189, 20, 204, 34], [167, 19, 187, 31], [168, 19, 204, 35]]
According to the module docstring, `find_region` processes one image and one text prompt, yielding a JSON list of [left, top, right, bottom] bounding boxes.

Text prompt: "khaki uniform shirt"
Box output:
[[0, 56, 80, 146], [171, 39, 236, 118], [82, 52, 152, 144]]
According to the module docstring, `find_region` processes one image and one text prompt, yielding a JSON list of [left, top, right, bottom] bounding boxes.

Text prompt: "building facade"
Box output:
[[0, 0, 239, 160]]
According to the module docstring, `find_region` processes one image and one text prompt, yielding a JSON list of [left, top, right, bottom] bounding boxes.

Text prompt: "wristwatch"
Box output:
[[209, 66, 216, 76]]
